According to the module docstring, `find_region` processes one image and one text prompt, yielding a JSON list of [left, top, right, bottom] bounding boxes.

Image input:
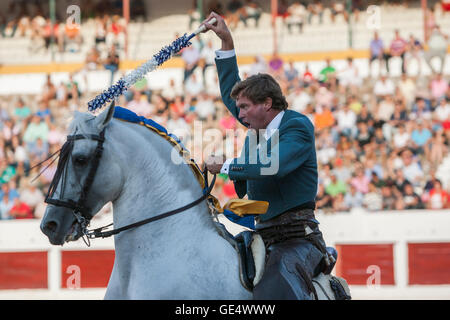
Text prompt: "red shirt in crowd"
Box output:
[[10, 200, 33, 219]]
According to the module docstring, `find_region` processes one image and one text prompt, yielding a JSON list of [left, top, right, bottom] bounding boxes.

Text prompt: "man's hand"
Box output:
[[200, 12, 234, 51], [205, 155, 226, 175]]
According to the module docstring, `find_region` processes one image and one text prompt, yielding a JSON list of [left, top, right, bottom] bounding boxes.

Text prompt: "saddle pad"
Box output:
[[223, 199, 269, 216]]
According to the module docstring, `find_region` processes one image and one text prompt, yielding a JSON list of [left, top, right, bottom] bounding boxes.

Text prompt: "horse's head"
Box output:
[[41, 103, 123, 245]]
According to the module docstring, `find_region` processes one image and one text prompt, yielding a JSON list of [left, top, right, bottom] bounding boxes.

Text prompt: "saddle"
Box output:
[[213, 222, 265, 292]]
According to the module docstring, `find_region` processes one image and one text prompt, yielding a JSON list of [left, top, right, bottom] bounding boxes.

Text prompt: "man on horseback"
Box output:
[[202, 12, 335, 300]]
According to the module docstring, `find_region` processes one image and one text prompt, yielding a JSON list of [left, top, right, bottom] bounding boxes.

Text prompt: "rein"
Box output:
[[46, 125, 217, 246], [86, 172, 216, 240]]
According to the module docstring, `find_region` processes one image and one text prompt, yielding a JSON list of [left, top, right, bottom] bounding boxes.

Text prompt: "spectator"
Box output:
[[0, 194, 13, 220], [402, 183, 424, 209], [434, 97, 450, 123], [315, 86, 334, 109], [225, 0, 243, 30], [207, 0, 225, 17], [240, 0, 262, 28], [344, 184, 364, 209], [411, 120, 432, 155], [19, 179, 44, 215], [167, 108, 191, 142], [287, 85, 310, 113], [182, 44, 201, 83], [162, 79, 183, 102], [425, 180, 448, 209], [302, 64, 314, 85], [200, 40, 216, 85], [330, 1, 347, 23], [42, 18, 59, 51], [85, 46, 101, 71], [188, 0, 202, 30], [286, 1, 306, 34], [387, 29, 408, 74], [373, 75, 395, 100], [351, 165, 370, 194], [381, 184, 396, 210], [424, 25, 448, 74], [284, 60, 299, 84], [40, 74, 57, 104], [13, 98, 32, 122], [194, 92, 216, 122], [392, 124, 410, 149], [11, 136, 28, 165], [127, 90, 154, 118], [248, 55, 267, 76], [355, 121, 372, 148], [429, 130, 447, 168], [369, 31, 388, 77], [104, 44, 120, 86], [325, 174, 348, 197], [9, 197, 33, 219], [336, 103, 356, 137], [397, 74, 417, 108], [390, 101, 408, 127], [430, 73, 448, 101], [106, 15, 125, 49], [400, 149, 424, 187], [376, 95, 395, 122], [268, 52, 284, 77], [23, 114, 49, 148], [28, 137, 49, 163], [316, 183, 333, 212], [184, 73, 204, 96], [314, 105, 335, 131], [318, 58, 336, 83], [332, 192, 348, 212], [94, 16, 107, 48], [307, 0, 324, 24], [363, 182, 383, 211], [63, 19, 83, 52], [405, 34, 424, 75], [339, 57, 362, 90], [410, 98, 433, 121], [332, 157, 352, 183]]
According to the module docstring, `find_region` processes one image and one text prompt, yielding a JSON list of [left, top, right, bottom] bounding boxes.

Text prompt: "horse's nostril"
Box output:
[[46, 221, 58, 233]]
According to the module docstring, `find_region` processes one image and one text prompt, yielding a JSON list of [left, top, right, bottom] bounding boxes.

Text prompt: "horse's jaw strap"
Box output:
[[86, 173, 217, 239]]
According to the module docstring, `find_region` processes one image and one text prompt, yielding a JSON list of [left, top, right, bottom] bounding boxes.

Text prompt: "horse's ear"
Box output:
[[95, 101, 115, 131]]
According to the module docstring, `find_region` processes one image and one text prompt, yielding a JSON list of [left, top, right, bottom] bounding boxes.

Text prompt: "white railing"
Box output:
[[0, 209, 449, 299]]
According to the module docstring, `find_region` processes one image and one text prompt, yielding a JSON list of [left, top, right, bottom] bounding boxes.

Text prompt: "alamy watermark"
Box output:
[[169, 121, 280, 176], [366, 5, 381, 30]]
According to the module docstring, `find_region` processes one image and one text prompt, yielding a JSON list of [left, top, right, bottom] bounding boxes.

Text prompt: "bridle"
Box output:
[[45, 126, 216, 246]]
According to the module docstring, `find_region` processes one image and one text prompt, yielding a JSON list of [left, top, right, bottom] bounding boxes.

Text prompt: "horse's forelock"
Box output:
[[68, 111, 97, 137]]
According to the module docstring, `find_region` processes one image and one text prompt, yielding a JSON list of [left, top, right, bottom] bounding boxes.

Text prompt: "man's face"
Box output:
[[236, 94, 268, 130]]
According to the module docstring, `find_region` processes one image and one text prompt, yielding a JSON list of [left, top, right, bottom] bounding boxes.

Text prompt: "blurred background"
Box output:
[[0, 0, 449, 299]]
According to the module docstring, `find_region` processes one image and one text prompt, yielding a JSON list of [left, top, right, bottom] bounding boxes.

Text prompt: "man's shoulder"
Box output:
[[280, 110, 314, 131]]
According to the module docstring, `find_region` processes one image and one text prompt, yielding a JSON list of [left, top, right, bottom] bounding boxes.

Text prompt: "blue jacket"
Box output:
[[216, 55, 318, 222]]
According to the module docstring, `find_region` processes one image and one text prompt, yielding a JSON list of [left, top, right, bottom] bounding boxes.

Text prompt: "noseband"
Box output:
[[45, 126, 215, 246]]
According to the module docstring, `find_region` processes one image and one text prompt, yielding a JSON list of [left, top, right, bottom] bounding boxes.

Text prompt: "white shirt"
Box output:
[[374, 79, 395, 96], [220, 111, 285, 174], [336, 109, 356, 130]]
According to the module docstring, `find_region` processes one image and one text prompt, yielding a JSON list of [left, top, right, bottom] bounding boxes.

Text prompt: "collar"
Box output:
[[264, 110, 285, 140]]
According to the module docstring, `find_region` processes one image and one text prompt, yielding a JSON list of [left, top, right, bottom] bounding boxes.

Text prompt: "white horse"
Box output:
[[40, 103, 251, 299], [40, 104, 350, 300]]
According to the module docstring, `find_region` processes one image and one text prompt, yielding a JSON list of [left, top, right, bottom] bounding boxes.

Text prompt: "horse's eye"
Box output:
[[74, 156, 88, 166]]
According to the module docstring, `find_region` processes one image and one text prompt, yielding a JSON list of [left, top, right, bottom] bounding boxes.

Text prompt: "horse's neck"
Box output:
[[110, 120, 214, 247]]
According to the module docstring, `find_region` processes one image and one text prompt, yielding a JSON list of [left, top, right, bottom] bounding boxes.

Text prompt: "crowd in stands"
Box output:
[[0, 0, 449, 220]]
